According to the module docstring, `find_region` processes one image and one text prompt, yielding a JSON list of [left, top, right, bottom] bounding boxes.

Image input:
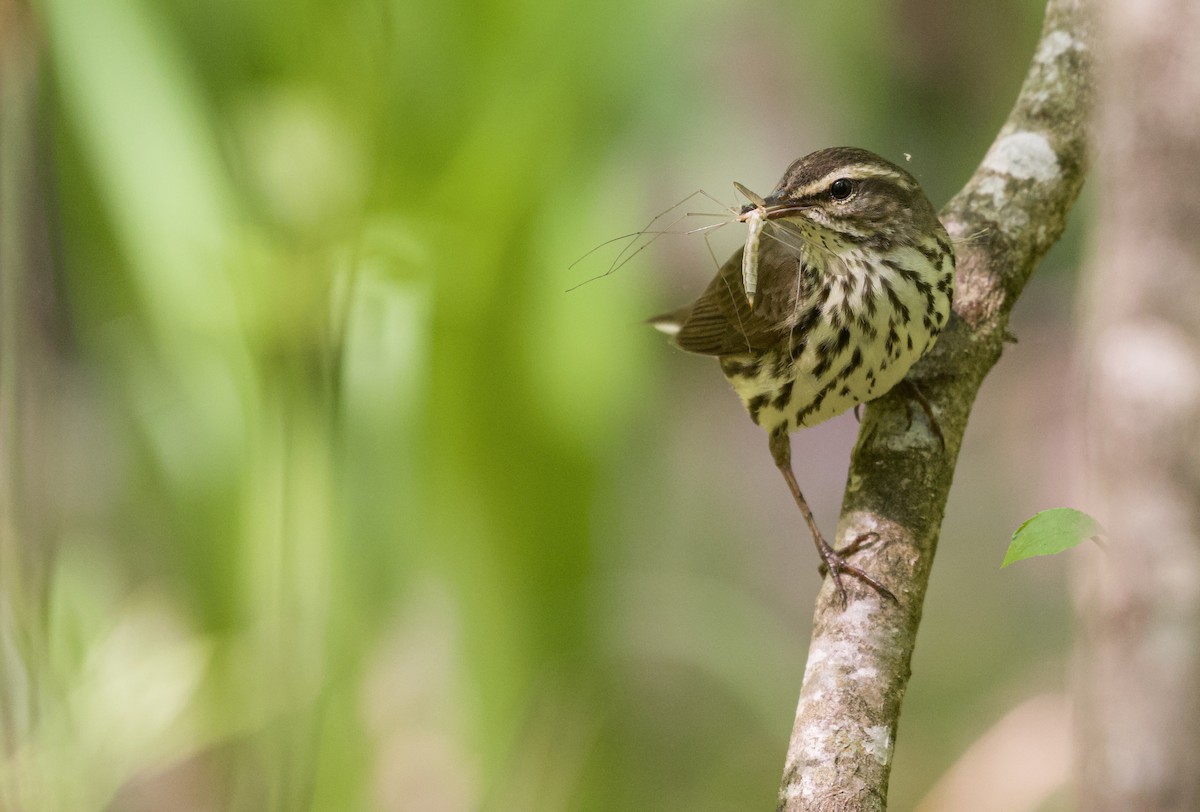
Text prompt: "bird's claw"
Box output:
[[817, 532, 896, 604]]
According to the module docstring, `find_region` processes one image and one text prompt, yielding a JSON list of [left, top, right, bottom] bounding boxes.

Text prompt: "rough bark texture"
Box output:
[[1074, 1, 1200, 809], [778, 1, 1094, 809]]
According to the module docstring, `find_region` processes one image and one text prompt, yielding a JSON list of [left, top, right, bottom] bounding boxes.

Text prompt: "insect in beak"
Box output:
[[733, 183, 812, 309], [733, 182, 768, 309]]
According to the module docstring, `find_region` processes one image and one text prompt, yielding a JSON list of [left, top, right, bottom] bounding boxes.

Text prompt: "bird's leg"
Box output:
[[768, 428, 897, 604], [896, 379, 945, 451]]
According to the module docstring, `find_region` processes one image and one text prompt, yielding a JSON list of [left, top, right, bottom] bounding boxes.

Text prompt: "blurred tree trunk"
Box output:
[[1075, 1, 1200, 810], [0, 0, 66, 771]]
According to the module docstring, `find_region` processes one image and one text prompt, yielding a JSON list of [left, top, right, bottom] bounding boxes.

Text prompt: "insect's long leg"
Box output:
[[749, 220, 813, 363], [754, 220, 835, 365], [788, 252, 805, 363], [567, 189, 738, 292], [703, 229, 752, 353], [600, 217, 733, 275], [569, 210, 689, 272], [565, 218, 734, 293], [760, 220, 811, 257], [602, 189, 739, 273], [683, 220, 734, 235], [700, 227, 724, 272], [700, 188, 743, 216], [951, 227, 989, 246], [763, 220, 848, 274]]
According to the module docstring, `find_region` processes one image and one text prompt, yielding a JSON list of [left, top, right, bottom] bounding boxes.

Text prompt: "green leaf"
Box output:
[[1003, 508, 1105, 567]]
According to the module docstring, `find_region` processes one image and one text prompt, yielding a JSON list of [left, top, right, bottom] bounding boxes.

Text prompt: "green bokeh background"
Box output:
[[2, 0, 1086, 809]]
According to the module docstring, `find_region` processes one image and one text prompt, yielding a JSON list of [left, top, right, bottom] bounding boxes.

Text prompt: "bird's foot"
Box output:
[[815, 531, 897, 605]]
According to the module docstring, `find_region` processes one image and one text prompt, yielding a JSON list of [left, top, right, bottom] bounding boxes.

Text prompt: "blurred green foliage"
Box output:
[[1, 0, 1079, 809]]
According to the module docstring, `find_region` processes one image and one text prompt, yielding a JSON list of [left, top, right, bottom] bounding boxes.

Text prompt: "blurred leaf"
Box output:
[[234, 87, 367, 236], [40, 0, 239, 338], [5, 546, 210, 812], [1003, 508, 1104, 567]]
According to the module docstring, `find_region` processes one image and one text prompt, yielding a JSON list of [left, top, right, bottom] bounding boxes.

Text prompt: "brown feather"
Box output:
[[667, 231, 817, 356]]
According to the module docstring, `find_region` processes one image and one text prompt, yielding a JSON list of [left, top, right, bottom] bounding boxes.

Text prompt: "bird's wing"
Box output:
[[650, 236, 812, 357]]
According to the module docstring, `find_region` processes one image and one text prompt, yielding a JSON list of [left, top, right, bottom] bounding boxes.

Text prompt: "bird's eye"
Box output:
[[829, 178, 854, 200]]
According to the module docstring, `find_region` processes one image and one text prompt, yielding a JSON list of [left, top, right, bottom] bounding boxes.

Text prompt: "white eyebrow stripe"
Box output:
[[790, 165, 915, 198]]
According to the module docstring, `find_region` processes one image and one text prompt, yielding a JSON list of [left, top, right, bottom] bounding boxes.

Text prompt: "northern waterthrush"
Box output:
[[651, 147, 954, 603]]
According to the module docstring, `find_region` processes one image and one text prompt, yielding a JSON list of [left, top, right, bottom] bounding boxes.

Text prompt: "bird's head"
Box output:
[[738, 147, 941, 250]]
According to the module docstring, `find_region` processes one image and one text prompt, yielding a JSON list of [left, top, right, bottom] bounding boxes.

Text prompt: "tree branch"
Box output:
[[777, 1, 1094, 809]]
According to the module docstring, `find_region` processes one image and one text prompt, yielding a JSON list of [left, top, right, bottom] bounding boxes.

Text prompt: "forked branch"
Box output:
[[777, 0, 1094, 809]]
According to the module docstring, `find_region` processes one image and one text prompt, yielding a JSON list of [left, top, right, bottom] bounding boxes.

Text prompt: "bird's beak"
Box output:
[[738, 193, 806, 221], [764, 193, 810, 219]]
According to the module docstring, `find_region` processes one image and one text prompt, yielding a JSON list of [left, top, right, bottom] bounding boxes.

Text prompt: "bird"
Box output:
[[650, 147, 954, 603]]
